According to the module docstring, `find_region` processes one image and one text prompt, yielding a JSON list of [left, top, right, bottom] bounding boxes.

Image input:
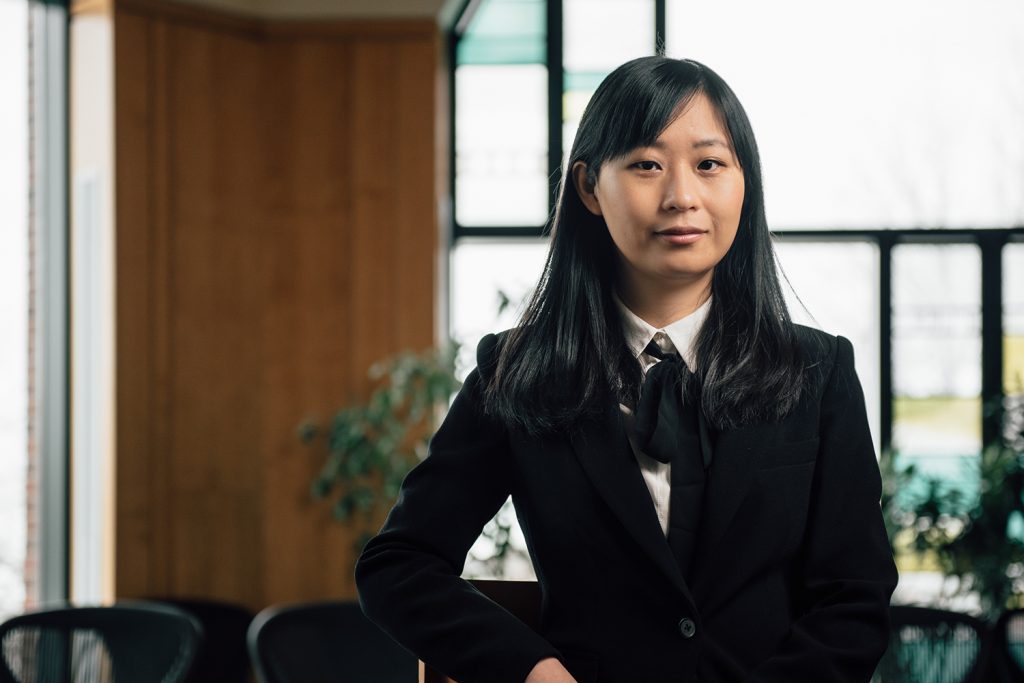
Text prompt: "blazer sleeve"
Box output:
[[355, 334, 560, 683], [746, 335, 898, 682]]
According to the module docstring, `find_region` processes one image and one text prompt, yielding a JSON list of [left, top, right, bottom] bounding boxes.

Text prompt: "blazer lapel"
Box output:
[[569, 401, 695, 604]]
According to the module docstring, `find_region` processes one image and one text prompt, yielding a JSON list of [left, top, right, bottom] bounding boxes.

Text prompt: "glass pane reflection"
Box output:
[[892, 244, 982, 503], [1005, 243, 1024, 396], [562, 0, 654, 171], [774, 239, 880, 452], [0, 0, 28, 619], [450, 239, 549, 379], [665, 0, 1024, 229], [450, 240, 549, 580], [456, 65, 549, 227]]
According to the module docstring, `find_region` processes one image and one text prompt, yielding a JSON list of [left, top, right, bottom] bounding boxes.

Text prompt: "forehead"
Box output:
[[649, 94, 733, 151]]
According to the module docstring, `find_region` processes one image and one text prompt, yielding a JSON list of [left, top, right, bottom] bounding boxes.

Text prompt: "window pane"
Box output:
[[450, 239, 549, 378], [563, 0, 654, 73], [456, 0, 548, 228], [457, 0, 545, 65], [0, 0, 29, 619], [892, 244, 982, 500], [774, 240, 881, 451], [562, 0, 655, 170], [450, 240, 549, 580], [666, 0, 1024, 229], [455, 65, 549, 227], [1005, 243, 1024, 396]]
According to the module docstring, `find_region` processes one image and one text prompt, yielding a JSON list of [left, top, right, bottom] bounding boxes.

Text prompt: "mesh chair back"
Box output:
[[874, 606, 990, 683], [996, 609, 1024, 681], [1003, 610, 1024, 671], [150, 598, 253, 683], [248, 600, 416, 683], [0, 602, 201, 683]]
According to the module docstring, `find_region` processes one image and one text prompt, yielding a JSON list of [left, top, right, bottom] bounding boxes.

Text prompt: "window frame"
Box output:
[[29, 0, 71, 606], [447, 0, 1024, 458]]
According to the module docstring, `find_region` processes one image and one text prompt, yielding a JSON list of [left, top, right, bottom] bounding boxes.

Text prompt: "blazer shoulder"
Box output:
[[792, 323, 832, 355], [791, 324, 856, 394], [475, 328, 514, 382]]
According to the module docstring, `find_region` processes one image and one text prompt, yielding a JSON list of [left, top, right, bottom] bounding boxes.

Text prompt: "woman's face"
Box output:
[[575, 93, 745, 299]]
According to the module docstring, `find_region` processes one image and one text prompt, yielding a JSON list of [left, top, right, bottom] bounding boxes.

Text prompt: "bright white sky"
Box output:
[[0, 0, 29, 618], [671, 0, 1024, 229], [458, 0, 1024, 230]]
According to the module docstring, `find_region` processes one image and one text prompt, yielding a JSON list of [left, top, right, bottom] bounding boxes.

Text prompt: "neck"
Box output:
[[616, 273, 712, 329]]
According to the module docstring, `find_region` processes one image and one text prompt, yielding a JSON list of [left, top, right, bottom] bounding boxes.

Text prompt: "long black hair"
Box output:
[[483, 56, 805, 435]]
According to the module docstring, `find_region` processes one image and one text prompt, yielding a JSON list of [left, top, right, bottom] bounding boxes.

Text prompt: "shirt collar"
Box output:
[[613, 291, 711, 369]]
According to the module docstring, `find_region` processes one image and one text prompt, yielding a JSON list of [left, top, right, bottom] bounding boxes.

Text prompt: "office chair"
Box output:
[[150, 598, 253, 683], [874, 605, 991, 683], [0, 601, 201, 683], [992, 608, 1024, 683], [248, 600, 417, 683]]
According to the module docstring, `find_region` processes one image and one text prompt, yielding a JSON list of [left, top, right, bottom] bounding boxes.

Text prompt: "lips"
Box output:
[[655, 226, 706, 236], [654, 227, 707, 245]]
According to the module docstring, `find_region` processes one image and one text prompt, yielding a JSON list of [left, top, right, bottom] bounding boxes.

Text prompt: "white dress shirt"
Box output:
[[614, 293, 711, 536]]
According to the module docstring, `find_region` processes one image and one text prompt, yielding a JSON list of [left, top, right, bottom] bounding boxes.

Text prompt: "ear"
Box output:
[[572, 161, 603, 216]]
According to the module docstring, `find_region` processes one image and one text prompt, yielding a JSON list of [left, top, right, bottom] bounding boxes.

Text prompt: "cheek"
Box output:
[[715, 182, 744, 249], [728, 180, 745, 222], [603, 204, 644, 245], [720, 181, 745, 234]]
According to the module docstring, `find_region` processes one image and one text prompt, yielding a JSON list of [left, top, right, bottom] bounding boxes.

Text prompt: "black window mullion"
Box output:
[[546, 0, 563, 220], [879, 233, 894, 455], [655, 0, 666, 54], [447, 24, 459, 249], [980, 232, 1006, 447]]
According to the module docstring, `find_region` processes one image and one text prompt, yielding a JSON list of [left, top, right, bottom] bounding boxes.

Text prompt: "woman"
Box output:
[[356, 56, 898, 683]]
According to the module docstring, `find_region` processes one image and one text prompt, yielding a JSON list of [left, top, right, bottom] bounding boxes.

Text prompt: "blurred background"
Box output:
[[1, 0, 1022, 634]]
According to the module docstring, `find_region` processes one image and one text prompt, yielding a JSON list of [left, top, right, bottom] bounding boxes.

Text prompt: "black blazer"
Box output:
[[356, 326, 898, 683]]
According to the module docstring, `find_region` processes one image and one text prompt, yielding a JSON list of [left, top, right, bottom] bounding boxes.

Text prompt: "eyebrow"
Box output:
[[647, 137, 732, 151], [692, 138, 730, 150]]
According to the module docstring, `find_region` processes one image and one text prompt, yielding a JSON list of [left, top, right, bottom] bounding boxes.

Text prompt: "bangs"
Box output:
[[574, 59, 709, 166]]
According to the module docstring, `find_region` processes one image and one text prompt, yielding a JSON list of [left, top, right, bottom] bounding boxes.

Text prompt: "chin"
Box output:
[[653, 267, 714, 285], [660, 259, 715, 277]]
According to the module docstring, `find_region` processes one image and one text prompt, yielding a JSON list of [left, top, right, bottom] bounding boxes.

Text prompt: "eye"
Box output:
[[631, 160, 661, 172], [697, 159, 724, 172]]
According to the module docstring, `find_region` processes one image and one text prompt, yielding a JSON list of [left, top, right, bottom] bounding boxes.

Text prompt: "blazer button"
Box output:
[[678, 617, 696, 639]]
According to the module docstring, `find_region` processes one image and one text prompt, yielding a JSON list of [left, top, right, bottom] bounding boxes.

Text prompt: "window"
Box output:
[[664, 0, 1024, 230], [455, 0, 548, 228], [0, 0, 31, 620], [450, 0, 1024, 585], [892, 245, 982, 497], [0, 0, 71, 616]]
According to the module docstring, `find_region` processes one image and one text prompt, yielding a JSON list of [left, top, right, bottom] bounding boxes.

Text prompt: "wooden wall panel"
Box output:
[[167, 20, 268, 605], [390, 39, 437, 351], [113, 9, 157, 597], [258, 38, 361, 604], [111, 1, 440, 609]]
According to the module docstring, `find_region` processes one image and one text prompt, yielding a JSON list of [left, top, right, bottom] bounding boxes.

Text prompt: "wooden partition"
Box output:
[[91, 0, 443, 610]]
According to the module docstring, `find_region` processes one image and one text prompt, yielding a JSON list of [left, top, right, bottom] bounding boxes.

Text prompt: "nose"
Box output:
[[661, 167, 698, 212]]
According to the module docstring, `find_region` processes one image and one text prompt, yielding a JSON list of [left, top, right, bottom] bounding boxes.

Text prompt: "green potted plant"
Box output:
[[300, 346, 461, 550], [300, 342, 527, 576], [883, 394, 1024, 620]]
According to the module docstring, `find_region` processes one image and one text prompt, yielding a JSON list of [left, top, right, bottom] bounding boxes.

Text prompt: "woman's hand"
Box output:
[[525, 657, 577, 682]]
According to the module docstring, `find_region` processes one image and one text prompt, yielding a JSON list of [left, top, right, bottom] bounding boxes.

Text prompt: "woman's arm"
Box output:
[[745, 335, 898, 682], [355, 335, 561, 683]]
